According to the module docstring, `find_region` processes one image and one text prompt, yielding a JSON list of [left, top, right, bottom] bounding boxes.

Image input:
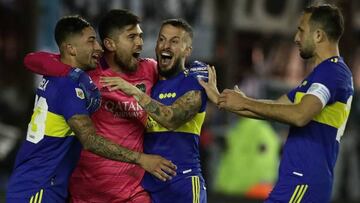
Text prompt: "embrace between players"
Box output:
[[7, 4, 353, 203]]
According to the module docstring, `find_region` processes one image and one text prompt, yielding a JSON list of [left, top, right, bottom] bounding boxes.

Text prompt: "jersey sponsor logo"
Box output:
[[38, 78, 49, 91], [103, 100, 145, 119], [75, 88, 85, 99], [158, 92, 176, 99]]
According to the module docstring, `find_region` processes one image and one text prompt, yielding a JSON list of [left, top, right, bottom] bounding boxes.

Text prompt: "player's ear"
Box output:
[[314, 29, 325, 43], [103, 38, 116, 52], [64, 43, 77, 56], [185, 45, 192, 58]]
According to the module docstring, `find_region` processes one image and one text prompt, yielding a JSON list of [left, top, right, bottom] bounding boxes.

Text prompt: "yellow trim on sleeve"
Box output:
[[45, 111, 75, 137], [146, 112, 206, 135], [294, 92, 349, 128]]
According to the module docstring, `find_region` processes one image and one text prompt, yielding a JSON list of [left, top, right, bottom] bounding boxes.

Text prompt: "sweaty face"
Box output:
[[112, 24, 143, 72], [155, 24, 191, 78], [294, 13, 316, 59], [73, 27, 103, 70]]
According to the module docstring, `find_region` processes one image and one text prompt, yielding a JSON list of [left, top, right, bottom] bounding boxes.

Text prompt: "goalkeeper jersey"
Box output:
[[69, 58, 158, 202]]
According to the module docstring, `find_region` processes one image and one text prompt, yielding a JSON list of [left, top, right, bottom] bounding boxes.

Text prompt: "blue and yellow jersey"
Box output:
[[7, 76, 89, 199], [142, 70, 207, 192], [283, 56, 353, 184]]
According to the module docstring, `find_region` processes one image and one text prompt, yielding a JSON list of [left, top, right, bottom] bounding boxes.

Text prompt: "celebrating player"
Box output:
[[6, 15, 176, 203], [200, 4, 353, 203], [101, 18, 208, 203]]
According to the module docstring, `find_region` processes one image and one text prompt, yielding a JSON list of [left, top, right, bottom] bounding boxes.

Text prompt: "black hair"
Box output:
[[161, 18, 193, 40], [98, 9, 141, 41], [304, 4, 344, 42], [54, 15, 90, 46]]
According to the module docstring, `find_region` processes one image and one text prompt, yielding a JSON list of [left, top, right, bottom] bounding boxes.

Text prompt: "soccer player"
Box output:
[[199, 4, 353, 203], [23, 9, 179, 203], [6, 15, 176, 203], [101, 19, 208, 203]]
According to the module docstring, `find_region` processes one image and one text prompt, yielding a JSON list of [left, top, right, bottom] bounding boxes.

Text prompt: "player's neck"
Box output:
[[313, 43, 339, 66], [104, 52, 133, 74], [60, 55, 83, 70]]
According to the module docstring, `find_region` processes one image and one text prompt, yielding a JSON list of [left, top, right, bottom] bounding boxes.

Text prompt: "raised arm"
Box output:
[[24, 52, 71, 76], [100, 77, 202, 130], [68, 114, 177, 181]]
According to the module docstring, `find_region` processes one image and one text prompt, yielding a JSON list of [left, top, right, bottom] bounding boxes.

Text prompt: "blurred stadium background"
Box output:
[[1, 0, 359, 202]]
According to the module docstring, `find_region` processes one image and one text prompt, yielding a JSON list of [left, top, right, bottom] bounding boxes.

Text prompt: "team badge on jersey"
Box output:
[[75, 88, 85, 99], [136, 83, 146, 93]]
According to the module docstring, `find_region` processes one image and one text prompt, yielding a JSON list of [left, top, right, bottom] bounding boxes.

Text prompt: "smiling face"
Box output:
[[294, 13, 316, 59], [109, 24, 143, 72], [70, 26, 103, 70], [155, 24, 192, 78]]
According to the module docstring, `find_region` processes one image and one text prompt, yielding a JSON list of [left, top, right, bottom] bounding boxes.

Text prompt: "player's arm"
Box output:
[[231, 94, 292, 120], [135, 90, 202, 130], [67, 114, 177, 181], [219, 88, 323, 127], [100, 77, 202, 130], [24, 51, 71, 76]]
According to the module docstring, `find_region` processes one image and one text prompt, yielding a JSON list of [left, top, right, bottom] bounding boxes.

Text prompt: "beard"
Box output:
[[158, 58, 183, 79], [300, 49, 314, 59], [299, 41, 315, 59], [114, 53, 137, 72]]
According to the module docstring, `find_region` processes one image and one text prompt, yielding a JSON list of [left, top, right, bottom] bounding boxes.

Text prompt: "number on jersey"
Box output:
[[27, 95, 48, 143]]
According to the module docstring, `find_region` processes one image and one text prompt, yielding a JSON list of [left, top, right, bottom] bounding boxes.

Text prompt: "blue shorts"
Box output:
[[265, 179, 332, 203], [150, 175, 207, 203], [6, 188, 66, 203]]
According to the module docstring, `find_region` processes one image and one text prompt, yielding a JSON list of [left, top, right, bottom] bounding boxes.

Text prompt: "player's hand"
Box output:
[[137, 153, 177, 181], [100, 76, 142, 96], [218, 87, 247, 111], [68, 68, 101, 114], [198, 65, 220, 104], [187, 60, 209, 82]]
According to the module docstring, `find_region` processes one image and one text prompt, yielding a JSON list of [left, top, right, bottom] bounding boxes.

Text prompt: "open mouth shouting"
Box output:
[[91, 52, 102, 63], [132, 52, 141, 59], [159, 51, 173, 67]]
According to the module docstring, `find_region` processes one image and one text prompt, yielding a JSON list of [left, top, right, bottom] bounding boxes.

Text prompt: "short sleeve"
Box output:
[[57, 79, 89, 120], [310, 62, 338, 103], [184, 75, 207, 112]]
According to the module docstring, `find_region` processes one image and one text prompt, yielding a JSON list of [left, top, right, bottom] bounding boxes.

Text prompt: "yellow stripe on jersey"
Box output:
[[29, 189, 44, 203], [289, 184, 308, 203], [146, 112, 206, 135], [294, 92, 349, 128], [45, 111, 75, 137], [192, 176, 200, 203]]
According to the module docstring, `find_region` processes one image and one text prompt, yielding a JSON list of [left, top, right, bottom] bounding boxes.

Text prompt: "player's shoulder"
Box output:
[[316, 56, 350, 75], [319, 56, 346, 70], [138, 57, 158, 78], [41, 76, 81, 97], [139, 58, 157, 67]]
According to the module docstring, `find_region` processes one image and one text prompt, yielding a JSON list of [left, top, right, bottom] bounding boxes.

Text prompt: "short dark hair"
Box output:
[[98, 9, 141, 41], [161, 18, 193, 40], [54, 15, 90, 46], [304, 4, 344, 42]]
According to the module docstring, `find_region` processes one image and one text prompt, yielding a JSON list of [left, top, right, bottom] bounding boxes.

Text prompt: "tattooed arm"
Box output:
[[67, 115, 177, 181], [136, 90, 202, 130], [100, 77, 202, 130]]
